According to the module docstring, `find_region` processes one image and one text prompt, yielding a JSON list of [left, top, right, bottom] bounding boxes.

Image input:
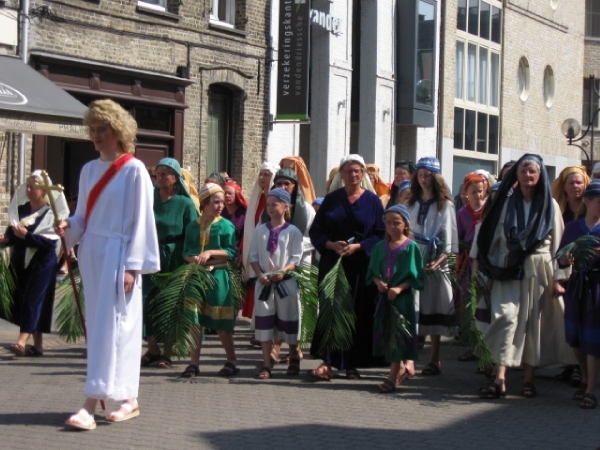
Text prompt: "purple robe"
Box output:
[[222, 206, 247, 251], [454, 204, 480, 308], [560, 218, 600, 357]]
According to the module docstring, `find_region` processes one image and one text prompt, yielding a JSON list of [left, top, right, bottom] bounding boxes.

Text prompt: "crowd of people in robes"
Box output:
[[5, 100, 600, 433]]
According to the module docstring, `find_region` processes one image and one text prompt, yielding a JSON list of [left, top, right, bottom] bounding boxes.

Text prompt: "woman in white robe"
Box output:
[[57, 100, 160, 430]]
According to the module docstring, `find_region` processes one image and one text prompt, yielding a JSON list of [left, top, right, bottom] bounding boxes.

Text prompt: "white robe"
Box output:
[[248, 223, 303, 343], [408, 199, 458, 337], [66, 158, 160, 401]]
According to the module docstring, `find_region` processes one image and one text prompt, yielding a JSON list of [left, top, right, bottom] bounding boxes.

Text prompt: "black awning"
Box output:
[[0, 55, 88, 138]]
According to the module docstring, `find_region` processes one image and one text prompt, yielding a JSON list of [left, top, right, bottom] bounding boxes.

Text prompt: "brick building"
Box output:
[[0, 0, 271, 224]]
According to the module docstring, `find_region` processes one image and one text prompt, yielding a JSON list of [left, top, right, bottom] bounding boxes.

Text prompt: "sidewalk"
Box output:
[[0, 316, 598, 450]]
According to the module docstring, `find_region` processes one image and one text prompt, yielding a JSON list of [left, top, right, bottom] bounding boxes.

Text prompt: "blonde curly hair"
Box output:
[[83, 99, 137, 154]]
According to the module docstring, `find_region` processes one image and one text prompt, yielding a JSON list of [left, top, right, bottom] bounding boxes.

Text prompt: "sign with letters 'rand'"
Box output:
[[276, 0, 310, 121]]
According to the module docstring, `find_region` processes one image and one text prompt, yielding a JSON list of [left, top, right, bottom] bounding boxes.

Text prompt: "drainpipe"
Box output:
[[18, 0, 29, 185]]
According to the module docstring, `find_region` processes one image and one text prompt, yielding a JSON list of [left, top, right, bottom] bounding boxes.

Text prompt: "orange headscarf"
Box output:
[[366, 164, 391, 197], [462, 173, 487, 192], [551, 165, 591, 214], [279, 156, 316, 205]]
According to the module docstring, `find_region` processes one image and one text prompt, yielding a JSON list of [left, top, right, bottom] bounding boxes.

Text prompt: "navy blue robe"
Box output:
[[1, 204, 57, 333], [309, 188, 386, 369]]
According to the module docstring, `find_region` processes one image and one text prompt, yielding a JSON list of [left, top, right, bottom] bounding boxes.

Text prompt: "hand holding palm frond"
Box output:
[[0, 245, 15, 320], [55, 268, 86, 342], [555, 235, 600, 270], [315, 257, 356, 355], [149, 263, 216, 358]]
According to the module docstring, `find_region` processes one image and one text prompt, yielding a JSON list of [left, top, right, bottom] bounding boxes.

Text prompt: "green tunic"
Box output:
[[366, 239, 424, 362], [143, 190, 198, 336], [183, 217, 237, 331]]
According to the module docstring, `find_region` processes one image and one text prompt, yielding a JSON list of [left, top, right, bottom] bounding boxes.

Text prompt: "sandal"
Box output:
[[249, 338, 261, 347], [65, 408, 96, 431], [458, 351, 478, 362], [478, 382, 506, 399], [421, 362, 441, 376], [521, 382, 537, 398], [181, 364, 200, 378], [156, 356, 172, 369], [8, 343, 26, 357], [140, 351, 162, 367], [24, 345, 43, 357], [255, 367, 272, 379], [571, 367, 583, 387], [286, 358, 301, 376], [218, 361, 240, 377], [270, 353, 280, 367], [279, 352, 304, 364], [377, 379, 396, 394], [396, 369, 410, 384], [107, 401, 140, 422], [307, 364, 332, 381], [346, 368, 361, 380], [555, 366, 574, 382], [580, 393, 597, 409], [573, 384, 588, 401]]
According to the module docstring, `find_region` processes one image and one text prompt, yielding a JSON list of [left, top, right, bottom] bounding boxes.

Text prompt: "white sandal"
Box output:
[[65, 408, 96, 430], [107, 400, 140, 422]]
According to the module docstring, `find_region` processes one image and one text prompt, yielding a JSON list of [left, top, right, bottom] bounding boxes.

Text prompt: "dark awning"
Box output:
[[0, 55, 88, 139]]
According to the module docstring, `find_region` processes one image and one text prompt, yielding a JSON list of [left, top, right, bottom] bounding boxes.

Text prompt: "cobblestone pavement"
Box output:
[[0, 316, 598, 450]]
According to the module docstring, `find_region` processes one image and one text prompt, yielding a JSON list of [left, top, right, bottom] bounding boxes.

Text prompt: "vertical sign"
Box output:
[[276, 0, 311, 121]]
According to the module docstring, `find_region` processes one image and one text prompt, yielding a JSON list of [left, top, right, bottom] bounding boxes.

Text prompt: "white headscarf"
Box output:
[[8, 170, 70, 268], [242, 161, 279, 279], [328, 154, 376, 193]]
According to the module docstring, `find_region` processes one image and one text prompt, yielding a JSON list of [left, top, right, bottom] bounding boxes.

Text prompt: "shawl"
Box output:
[[279, 156, 317, 205], [269, 168, 311, 234], [477, 153, 554, 280], [156, 158, 192, 199], [366, 164, 391, 197], [180, 168, 201, 211], [551, 165, 590, 215], [224, 180, 249, 209], [328, 154, 376, 193]]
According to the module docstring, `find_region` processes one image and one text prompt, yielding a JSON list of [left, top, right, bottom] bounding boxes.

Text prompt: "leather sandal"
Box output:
[[181, 364, 200, 378], [286, 358, 301, 376], [378, 378, 396, 393], [107, 401, 140, 422], [255, 367, 272, 379], [65, 409, 96, 431]]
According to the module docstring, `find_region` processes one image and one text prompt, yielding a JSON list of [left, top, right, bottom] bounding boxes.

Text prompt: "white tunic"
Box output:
[[66, 158, 159, 401]]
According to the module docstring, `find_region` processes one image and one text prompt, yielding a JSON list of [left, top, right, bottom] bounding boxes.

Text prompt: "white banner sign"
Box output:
[[0, 110, 88, 139]]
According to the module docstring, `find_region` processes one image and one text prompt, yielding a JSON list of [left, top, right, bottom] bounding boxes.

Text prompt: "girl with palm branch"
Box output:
[[248, 188, 304, 379], [180, 183, 238, 378], [367, 205, 424, 393]]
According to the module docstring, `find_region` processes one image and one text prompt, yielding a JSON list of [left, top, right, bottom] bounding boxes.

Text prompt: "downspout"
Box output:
[[18, 0, 30, 185], [435, 0, 445, 161]]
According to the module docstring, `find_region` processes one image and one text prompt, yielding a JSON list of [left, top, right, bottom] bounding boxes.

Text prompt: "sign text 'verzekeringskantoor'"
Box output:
[[276, 0, 310, 121]]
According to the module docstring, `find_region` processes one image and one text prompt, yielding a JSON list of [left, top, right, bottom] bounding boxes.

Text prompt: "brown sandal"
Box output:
[[378, 379, 396, 393], [218, 361, 240, 377], [255, 367, 272, 379], [307, 364, 332, 381], [286, 358, 301, 376], [181, 364, 199, 378], [8, 343, 26, 357]]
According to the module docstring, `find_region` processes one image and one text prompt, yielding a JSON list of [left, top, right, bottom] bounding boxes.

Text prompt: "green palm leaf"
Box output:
[[0, 245, 16, 320], [285, 264, 319, 346], [149, 264, 216, 358], [315, 257, 356, 355], [556, 235, 600, 270], [382, 300, 412, 362], [55, 268, 86, 343], [227, 261, 245, 315]]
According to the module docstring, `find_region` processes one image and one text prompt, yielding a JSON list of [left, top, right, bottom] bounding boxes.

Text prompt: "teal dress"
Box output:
[[366, 239, 424, 362], [143, 190, 198, 336], [183, 217, 237, 331]]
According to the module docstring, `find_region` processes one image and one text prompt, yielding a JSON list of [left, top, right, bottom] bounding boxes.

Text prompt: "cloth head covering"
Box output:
[[328, 154, 376, 193], [279, 156, 317, 205], [312, 197, 324, 207], [325, 167, 339, 194], [395, 160, 417, 175], [477, 154, 554, 281], [384, 204, 410, 223], [267, 187, 292, 205], [199, 183, 224, 206], [9, 170, 70, 268], [366, 164, 391, 197], [243, 161, 279, 278], [224, 180, 249, 209], [463, 173, 486, 191], [398, 180, 411, 194], [473, 169, 496, 189], [416, 156, 441, 174], [155, 158, 191, 199], [583, 180, 600, 198], [551, 165, 590, 214], [180, 168, 201, 211], [270, 168, 312, 233], [206, 172, 226, 187], [593, 162, 600, 175]]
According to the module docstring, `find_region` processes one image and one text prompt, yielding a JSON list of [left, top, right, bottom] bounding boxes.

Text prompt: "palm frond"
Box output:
[[227, 261, 245, 315], [285, 264, 319, 347], [556, 235, 600, 270], [149, 263, 216, 358], [458, 271, 494, 370], [315, 257, 356, 355], [0, 245, 15, 320], [382, 301, 412, 362], [55, 268, 86, 343]]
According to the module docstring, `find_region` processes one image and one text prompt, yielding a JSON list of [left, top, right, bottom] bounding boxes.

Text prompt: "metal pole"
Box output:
[[18, 0, 29, 185]]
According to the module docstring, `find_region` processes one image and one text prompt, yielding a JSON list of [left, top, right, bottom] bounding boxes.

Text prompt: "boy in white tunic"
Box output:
[[56, 100, 160, 430]]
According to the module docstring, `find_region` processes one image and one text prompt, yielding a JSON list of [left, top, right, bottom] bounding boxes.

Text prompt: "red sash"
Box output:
[[85, 154, 135, 224]]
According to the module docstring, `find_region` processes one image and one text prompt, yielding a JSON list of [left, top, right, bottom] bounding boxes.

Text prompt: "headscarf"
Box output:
[[279, 156, 317, 205], [416, 156, 441, 174], [477, 154, 554, 281], [366, 164, 391, 197], [199, 182, 224, 205], [197, 183, 224, 250], [583, 180, 600, 198], [267, 187, 292, 204], [180, 168, 201, 211], [269, 168, 311, 233], [224, 180, 249, 210], [551, 165, 590, 214], [473, 169, 496, 191], [463, 173, 486, 191], [395, 160, 417, 175], [328, 154, 376, 193], [9, 170, 70, 268], [206, 172, 226, 187], [385, 204, 410, 223], [243, 161, 278, 278], [389, 163, 416, 207], [155, 158, 191, 198], [325, 167, 339, 194]]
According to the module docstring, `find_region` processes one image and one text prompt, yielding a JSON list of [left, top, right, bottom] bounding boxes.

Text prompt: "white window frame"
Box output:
[[210, 0, 236, 29], [138, 0, 168, 12]]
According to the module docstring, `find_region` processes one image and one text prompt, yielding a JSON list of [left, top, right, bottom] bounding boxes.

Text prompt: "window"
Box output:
[[543, 66, 555, 108], [416, 0, 436, 107], [206, 85, 233, 177], [587, 0, 600, 37], [518, 56, 530, 102], [455, 41, 499, 107], [460, 0, 501, 44], [583, 77, 600, 129], [211, 0, 236, 28], [138, 0, 167, 12]]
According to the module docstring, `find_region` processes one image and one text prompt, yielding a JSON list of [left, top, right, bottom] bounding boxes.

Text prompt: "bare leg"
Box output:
[[522, 362, 535, 384], [272, 340, 281, 361], [571, 347, 589, 385], [389, 361, 402, 384], [216, 330, 236, 363], [494, 364, 507, 393], [190, 326, 203, 367], [260, 341, 271, 368], [16, 332, 31, 348], [430, 335, 441, 366], [32, 333, 43, 352], [145, 336, 161, 355], [404, 360, 415, 377]]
